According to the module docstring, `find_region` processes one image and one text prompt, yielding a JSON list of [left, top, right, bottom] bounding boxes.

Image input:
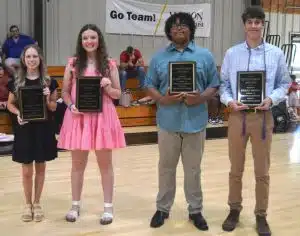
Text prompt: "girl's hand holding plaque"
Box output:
[[69, 104, 83, 115], [101, 77, 112, 88], [16, 111, 28, 125], [43, 87, 50, 96]]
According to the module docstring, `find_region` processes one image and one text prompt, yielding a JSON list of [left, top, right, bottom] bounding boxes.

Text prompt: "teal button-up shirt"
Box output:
[[144, 41, 220, 133]]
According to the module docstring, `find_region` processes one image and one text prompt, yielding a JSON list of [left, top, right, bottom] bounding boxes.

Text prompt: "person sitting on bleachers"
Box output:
[[208, 91, 223, 125], [0, 63, 11, 110], [288, 74, 300, 121], [119, 46, 152, 104], [119, 46, 145, 90], [1, 25, 36, 77], [0, 43, 3, 64]]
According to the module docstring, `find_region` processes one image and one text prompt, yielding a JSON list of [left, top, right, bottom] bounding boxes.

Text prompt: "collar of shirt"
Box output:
[[243, 40, 266, 51], [166, 40, 196, 52]]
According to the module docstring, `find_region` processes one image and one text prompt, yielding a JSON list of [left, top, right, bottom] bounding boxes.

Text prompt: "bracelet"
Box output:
[[68, 103, 73, 110]]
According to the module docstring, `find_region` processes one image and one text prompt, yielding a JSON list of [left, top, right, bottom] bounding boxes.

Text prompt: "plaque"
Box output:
[[237, 71, 266, 107], [169, 61, 196, 93], [76, 76, 102, 112], [18, 86, 47, 121]]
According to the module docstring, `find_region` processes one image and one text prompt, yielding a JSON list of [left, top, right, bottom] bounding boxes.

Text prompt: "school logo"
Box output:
[[169, 11, 204, 28]]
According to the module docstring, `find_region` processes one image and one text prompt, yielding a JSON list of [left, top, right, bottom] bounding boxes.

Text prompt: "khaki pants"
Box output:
[[227, 111, 274, 216], [156, 129, 205, 214]]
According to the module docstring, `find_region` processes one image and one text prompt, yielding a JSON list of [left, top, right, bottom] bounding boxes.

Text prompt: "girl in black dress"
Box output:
[[7, 44, 58, 222]]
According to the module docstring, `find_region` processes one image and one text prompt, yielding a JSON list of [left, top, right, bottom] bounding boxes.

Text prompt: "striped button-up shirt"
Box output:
[[220, 41, 291, 106]]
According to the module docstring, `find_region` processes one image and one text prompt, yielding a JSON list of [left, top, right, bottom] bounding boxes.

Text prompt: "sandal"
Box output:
[[21, 204, 33, 222], [65, 205, 80, 222], [33, 203, 44, 222], [100, 203, 113, 225]]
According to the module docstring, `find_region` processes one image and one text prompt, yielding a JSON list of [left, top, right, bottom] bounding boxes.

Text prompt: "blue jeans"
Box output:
[[119, 66, 145, 91]]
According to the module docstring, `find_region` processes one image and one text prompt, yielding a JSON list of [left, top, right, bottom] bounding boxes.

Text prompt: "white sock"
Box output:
[[72, 201, 80, 206], [104, 202, 113, 208]]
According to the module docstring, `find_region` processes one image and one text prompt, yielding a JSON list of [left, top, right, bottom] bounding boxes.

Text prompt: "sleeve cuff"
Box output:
[[223, 98, 234, 107], [267, 95, 278, 106], [144, 83, 156, 89]]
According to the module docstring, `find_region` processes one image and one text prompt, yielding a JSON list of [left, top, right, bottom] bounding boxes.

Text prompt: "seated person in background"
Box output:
[[2, 25, 36, 77], [0, 44, 3, 64], [288, 74, 300, 120], [0, 63, 12, 110], [119, 46, 152, 103], [207, 91, 223, 125]]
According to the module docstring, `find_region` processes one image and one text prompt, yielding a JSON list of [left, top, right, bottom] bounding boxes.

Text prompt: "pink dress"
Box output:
[[57, 58, 126, 150]]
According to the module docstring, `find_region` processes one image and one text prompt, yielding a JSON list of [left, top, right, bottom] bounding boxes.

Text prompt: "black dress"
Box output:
[[8, 78, 58, 164]]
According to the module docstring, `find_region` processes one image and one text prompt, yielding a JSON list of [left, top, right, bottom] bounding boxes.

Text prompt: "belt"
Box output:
[[228, 108, 266, 113], [243, 108, 263, 113]]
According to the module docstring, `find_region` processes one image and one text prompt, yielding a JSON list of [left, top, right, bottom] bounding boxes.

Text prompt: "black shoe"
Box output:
[[150, 210, 169, 228], [189, 212, 209, 231], [256, 215, 271, 236], [222, 209, 240, 232]]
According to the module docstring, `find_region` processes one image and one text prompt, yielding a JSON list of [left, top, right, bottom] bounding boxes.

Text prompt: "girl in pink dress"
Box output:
[[58, 24, 126, 224]]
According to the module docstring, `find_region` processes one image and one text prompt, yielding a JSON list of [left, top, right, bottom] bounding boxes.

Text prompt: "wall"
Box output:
[[263, 0, 300, 44], [44, 0, 247, 66], [263, 0, 300, 13], [0, 0, 34, 46], [262, 0, 300, 68]]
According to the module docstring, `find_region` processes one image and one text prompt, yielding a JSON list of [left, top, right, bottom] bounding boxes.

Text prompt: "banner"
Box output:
[[105, 0, 211, 37]]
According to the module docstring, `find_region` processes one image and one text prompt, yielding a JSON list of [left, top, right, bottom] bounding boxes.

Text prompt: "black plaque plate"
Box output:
[[169, 61, 196, 93], [19, 86, 47, 121], [76, 76, 102, 112], [237, 71, 266, 107]]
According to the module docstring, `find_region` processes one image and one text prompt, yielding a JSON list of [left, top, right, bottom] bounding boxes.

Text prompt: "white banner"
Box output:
[[105, 0, 211, 37]]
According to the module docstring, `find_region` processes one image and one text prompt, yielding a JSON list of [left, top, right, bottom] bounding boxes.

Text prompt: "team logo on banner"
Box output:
[[105, 0, 211, 37]]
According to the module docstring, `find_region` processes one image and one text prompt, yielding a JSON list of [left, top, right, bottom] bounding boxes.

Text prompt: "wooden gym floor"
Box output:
[[0, 129, 299, 236]]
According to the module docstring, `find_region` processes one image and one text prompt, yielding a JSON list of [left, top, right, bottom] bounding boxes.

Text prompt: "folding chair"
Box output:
[[266, 34, 281, 47], [263, 20, 270, 40], [281, 43, 296, 74]]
